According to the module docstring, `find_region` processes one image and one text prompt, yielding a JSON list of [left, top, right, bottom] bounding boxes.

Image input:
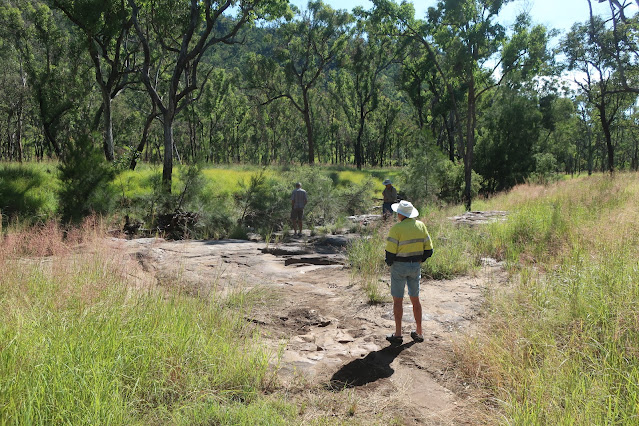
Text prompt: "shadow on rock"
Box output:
[[326, 341, 415, 390]]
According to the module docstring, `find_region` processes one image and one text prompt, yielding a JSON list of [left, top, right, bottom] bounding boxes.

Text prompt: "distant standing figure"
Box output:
[[382, 179, 397, 219], [384, 200, 433, 345], [290, 182, 308, 236]]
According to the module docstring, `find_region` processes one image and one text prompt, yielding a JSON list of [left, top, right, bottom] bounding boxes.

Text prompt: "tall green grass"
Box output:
[[0, 221, 294, 424], [455, 173, 639, 424], [347, 222, 390, 304], [420, 218, 482, 279], [346, 210, 481, 302]]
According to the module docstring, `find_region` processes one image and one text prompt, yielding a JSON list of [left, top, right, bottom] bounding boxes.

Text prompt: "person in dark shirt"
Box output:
[[382, 179, 397, 220]]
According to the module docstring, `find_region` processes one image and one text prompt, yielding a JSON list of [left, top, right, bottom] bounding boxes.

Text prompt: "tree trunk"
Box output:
[[17, 73, 26, 162], [598, 105, 614, 174], [130, 109, 156, 170], [101, 88, 115, 162], [42, 122, 62, 158], [302, 90, 314, 164], [463, 75, 476, 212], [162, 112, 174, 193], [447, 111, 456, 162], [16, 104, 23, 163], [355, 109, 365, 170]]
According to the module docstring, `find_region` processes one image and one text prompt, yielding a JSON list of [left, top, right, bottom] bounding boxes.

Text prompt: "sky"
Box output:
[[288, 0, 638, 37]]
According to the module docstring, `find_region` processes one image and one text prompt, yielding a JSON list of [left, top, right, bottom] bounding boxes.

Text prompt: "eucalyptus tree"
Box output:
[[536, 94, 580, 174], [596, 0, 639, 93], [372, 0, 551, 209], [127, 0, 289, 192], [399, 40, 459, 161], [329, 6, 406, 169], [370, 95, 403, 166], [1, 0, 90, 159], [475, 85, 541, 191], [612, 108, 639, 169], [0, 32, 29, 161], [576, 98, 597, 175], [244, 0, 352, 164], [562, 16, 636, 174], [50, 0, 138, 162]]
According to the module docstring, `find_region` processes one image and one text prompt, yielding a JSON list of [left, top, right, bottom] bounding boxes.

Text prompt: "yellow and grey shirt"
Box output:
[[385, 218, 433, 263]]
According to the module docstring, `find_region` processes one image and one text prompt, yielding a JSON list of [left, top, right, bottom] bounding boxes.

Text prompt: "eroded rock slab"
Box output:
[[111, 234, 508, 424], [448, 210, 508, 226]]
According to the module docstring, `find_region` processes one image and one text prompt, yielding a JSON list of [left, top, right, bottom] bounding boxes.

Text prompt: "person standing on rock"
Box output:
[[384, 200, 433, 344], [290, 182, 308, 237], [382, 179, 397, 220]]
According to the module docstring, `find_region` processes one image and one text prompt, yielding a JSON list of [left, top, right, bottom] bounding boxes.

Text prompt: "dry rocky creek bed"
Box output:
[[110, 213, 509, 425]]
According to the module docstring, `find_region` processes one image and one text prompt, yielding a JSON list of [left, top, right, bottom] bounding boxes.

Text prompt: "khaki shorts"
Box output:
[[291, 207, 304, 221], [390, 262, 421, 298]]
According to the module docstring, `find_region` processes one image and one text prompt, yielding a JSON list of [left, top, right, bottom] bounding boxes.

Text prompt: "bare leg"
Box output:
[[409, 295, 422, 335], [392, 296, 403, 336]]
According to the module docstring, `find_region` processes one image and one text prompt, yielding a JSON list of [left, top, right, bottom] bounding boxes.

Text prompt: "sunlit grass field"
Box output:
[[110, 163, 401, 197], [0, 162, 59, 221], [453, 173, 639, 423], [0, 219, 295, 424]]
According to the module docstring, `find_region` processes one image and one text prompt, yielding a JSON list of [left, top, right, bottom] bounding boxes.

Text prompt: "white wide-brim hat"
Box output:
[[391, 200, 419, 218]]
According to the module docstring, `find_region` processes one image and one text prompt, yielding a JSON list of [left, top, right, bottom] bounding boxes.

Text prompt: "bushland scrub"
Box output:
[[114, 165, 399, 237], [0, 218, 296, 424], [455, 173, 639, 423], [1, 162, 401, 238]]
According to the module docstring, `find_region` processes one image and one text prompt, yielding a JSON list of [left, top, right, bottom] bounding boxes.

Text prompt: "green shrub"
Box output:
[[197, 191, 237, 239], [235, 169, 289, 231], [284, 167, 374, 226], [334, 177, 375, 216], [57, 134, 116, 223], [402, 147, 481, 205], [438, 160, 481, 205], [284, 167, 336, 225], [401, 147, 446, 204], [528, 152, 559, 185]]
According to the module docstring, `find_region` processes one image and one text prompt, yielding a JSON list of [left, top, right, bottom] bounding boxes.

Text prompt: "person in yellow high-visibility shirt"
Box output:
[[384, 200, 433, 344]]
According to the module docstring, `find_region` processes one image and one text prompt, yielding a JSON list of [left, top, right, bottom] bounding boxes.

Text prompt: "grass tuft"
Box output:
[[347, 222, 391, 304]]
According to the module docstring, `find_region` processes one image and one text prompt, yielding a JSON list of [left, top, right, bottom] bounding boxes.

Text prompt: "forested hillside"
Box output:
[[1, 0, 638, 209]]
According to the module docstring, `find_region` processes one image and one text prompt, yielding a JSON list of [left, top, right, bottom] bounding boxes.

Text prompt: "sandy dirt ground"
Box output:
[[111, 226, 508, 425]]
